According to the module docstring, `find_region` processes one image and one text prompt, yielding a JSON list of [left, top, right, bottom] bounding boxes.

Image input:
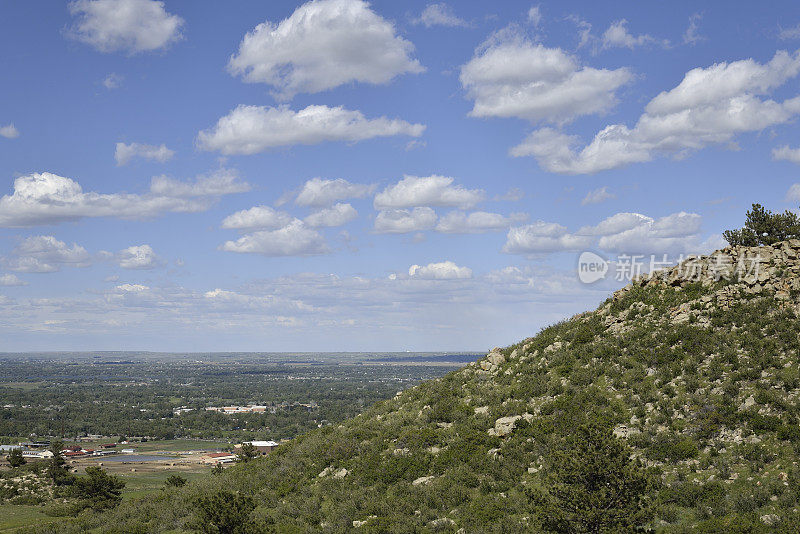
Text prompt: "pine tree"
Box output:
[[6, 447, 25, 468], [723, 203, 800, 247], [72, 466, 126, 511], [193, 490, 256, 534], [237, 442, 259, 463], [533, 421, 658, 533], [48, 440, 71, 485]]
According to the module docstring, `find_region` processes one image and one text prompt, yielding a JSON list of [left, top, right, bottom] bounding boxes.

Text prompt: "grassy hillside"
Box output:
[[31, 241, 800, 533]]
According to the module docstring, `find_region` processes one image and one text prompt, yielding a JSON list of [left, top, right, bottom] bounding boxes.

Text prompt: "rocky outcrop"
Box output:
[[620, 239, 800, 299], [488, 413, 534, 437], [602, 240, 800, 333]]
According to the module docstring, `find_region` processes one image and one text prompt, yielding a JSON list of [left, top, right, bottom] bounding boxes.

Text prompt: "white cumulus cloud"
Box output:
[[0, 169, 249, 227], [460, 32, 633, 124], [595, 212, 705, 254], [197, 104, 424, 155], [295, 177, 373, 207], [577, 212, 653, 236], [67, 0, 184, 54], [503, 222, 593, 254], [374, 207, 437, 234], [227, 0, 423, 99], [117, 244, 159, 269], [513, 50, 800, 174], [115, 142, 175, 166], [408, 260, 472, 280], [503, 211, 710, 257], [374, 175, 483, 210], [220, 220, 329, 256], [304, 203, 358, 228], [221, 206, 293, 231]]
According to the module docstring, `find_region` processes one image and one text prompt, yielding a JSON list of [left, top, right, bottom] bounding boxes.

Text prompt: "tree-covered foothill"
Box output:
[[15, 241, 800, 532]]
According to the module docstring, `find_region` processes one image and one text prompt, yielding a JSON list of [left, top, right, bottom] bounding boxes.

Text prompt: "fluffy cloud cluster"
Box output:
[[1, 237, 163, 273], [0, 124, 19, 139], [460, 33, 632, 124], [220, 220, 329, 256], [115, 142, 174, 166], [408, 261, 472, 280], [295, 178, 373, 207], [413, 3, 469, 28], [197, 105, 424, 155], [221, 177, 370, 254], [67, 0, 184, 54], [514, 50, 800, 173], [3, 236, 91, 273], [371, 175, 523, 235], [0, 170, 249, 227], [589, 212, 704, 253], [504, 211, 714, 256], [374, 175, 483, 209], [117, 244, 159, 269], [227, 0, 422, 99]]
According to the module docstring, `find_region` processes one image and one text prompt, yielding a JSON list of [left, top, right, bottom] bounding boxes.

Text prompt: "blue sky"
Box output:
[[2, 0, 800, 351]]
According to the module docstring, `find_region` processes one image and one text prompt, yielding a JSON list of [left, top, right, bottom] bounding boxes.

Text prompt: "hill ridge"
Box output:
[[41, 241, 800, 533]]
